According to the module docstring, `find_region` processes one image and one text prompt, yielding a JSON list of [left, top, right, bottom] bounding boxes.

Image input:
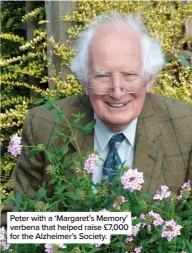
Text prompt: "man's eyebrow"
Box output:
[[122, 69, 137, 73], [94, 69, 139, 75], [95, 70, 110, 75]]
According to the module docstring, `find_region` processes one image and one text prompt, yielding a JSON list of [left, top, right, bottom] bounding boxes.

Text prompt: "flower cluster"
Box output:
[[153, 185, 171, 200], [125, 246, 143, 253], [121, 168, 144, 191], [131, 246, 143, 253], [125, 223, 141, 245], [84, 153, 99, 174], [44, 243, 66, 253], [0, 227, 10, 251], [7, 134, 22, 157], [161, 219, 182, 241], [113, 196, 126, 210], [140, 211, 164, 230], [178, 180, 191, 200]]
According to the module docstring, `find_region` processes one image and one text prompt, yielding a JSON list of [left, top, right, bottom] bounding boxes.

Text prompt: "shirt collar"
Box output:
[[94, 113, 138, 152]]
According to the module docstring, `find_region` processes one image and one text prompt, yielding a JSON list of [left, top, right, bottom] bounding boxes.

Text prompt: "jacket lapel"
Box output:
[[133, 94, 164, 194]]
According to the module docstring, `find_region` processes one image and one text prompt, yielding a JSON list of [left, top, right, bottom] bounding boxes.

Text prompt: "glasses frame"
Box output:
[[89, 83, 147, 95]]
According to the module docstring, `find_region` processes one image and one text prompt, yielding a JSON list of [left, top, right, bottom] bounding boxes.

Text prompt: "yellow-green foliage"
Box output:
[[45, 74, 83, 97], [48, 36, 75, 65], [1, 1, 192, 183], [22, 7, 44, 22], [1, 101, 28, 129], [0, 33, 24, 43]]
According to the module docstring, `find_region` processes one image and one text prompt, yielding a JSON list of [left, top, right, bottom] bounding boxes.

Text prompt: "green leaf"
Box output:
[[178, 54, 190, 66], [181, 220, 192, 227], [72, 112, 86, 123], [61, 143, 69, 157], [177, 209, 192, 217], [44, 150, 53, 162], [33, 97, 45, 105], [140, 193, 153, 199], [36, 187, 46, 199], [15, 191, 22, 204], [62, 160, 74, 169], [29, 148, 39, 158], [165, 53, 175, 63], [49, 177, 58, 185], [179, 50, 192, 57], [64, 191, 77, 200], [55, 184, 69, 194], [54, 111, 64, 122], [81, 120, 95, 134], [184, 237, 192, 252], [43, 101, 54, 110]]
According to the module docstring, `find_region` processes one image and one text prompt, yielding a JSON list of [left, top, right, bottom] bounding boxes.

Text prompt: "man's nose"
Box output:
[[109, 75, 125, 99]]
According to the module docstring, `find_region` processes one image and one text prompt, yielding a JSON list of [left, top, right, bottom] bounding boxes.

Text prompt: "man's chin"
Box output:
[[104, 118, 133, 132]]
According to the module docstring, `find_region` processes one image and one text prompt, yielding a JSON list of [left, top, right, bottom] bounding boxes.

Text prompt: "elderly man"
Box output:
[[1, 12, 192, 225]]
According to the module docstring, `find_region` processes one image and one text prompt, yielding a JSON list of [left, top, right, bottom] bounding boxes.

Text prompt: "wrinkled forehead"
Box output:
[[91, 22, 141, 48], [89, 23, 142, 72]]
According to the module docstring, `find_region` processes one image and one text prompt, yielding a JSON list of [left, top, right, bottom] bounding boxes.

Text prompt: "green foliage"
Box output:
[[1, 104, 192, 252], [1, 0, 192, 209]]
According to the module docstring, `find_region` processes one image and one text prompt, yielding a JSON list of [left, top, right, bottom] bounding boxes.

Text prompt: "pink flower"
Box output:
[[121, 168, 144, 191], [148, 211, 164, 226], [132, 223, 141, 236], [113, 196, 127, 210], [113, 202, 120, 210], [56, 243, 66, 249], [134, 246, 142, 253], [178, 180, 191, 200], [161, 219, 182, 241], [84, 153, 99, 174], [44, 244, 53, 253], [0, 227, 10, 250], [153, 185, 171, 200], [7, 134, 22, 157], [44, 243, 66, 253], [119, 196, 126, 203], [130, 246, 143, 253], [125, 236, 133, 244], [95, 243, 102, 247]]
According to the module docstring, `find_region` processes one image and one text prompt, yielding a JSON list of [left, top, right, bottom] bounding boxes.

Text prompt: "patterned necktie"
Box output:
[[103, 133, 125, 182]]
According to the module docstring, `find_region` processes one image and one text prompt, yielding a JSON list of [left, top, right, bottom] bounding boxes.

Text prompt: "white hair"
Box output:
[[70, 12, 165, 85]]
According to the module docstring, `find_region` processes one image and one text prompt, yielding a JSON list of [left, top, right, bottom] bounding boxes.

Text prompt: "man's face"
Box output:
[[84, 24, 154, 132]]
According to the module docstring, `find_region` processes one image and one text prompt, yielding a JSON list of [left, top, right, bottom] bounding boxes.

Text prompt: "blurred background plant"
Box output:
[[0, 0, 192, 195]]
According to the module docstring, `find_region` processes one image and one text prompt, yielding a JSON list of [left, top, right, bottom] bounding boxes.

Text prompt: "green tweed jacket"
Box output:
[[1, 93, 192, 225]]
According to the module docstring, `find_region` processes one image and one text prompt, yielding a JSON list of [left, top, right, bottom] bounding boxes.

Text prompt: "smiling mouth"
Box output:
[[107, 103, 128, 108]]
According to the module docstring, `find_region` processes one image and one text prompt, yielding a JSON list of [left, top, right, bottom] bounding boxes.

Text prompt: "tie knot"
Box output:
[[109, 133, 125, 150]]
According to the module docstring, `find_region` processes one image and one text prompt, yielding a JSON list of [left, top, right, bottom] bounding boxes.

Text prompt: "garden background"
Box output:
[[1, 0, 192, 196]]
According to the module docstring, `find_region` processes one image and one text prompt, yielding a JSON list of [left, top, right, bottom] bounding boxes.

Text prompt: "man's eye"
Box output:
[[124, 73, 137, 80], [96, 75, 110, 81], [97, 75, 107, 78]]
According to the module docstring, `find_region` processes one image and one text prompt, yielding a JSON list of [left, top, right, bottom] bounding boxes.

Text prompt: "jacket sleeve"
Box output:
[[1, 110, 45, 227]]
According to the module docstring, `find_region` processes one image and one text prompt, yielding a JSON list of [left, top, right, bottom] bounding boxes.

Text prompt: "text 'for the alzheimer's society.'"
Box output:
[[7, 212, 132, 244]]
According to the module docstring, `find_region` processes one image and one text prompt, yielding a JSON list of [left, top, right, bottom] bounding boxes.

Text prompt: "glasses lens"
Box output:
[[124, 84, 142, 93], [92, 85, 110, 94], [91, 84, 144, 94]]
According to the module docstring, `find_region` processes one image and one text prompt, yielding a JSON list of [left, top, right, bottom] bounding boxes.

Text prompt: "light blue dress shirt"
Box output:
[[92, 114, 138, 184]]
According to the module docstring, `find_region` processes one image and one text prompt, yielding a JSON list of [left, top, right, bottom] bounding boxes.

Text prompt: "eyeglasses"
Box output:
[[89, 83, 147, 95]]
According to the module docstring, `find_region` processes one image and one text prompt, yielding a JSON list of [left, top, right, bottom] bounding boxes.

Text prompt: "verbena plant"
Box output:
[[1, 97, 191, 253]]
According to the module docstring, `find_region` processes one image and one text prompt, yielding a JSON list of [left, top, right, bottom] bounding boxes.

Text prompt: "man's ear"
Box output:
[[146, 74, 156, 92]]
